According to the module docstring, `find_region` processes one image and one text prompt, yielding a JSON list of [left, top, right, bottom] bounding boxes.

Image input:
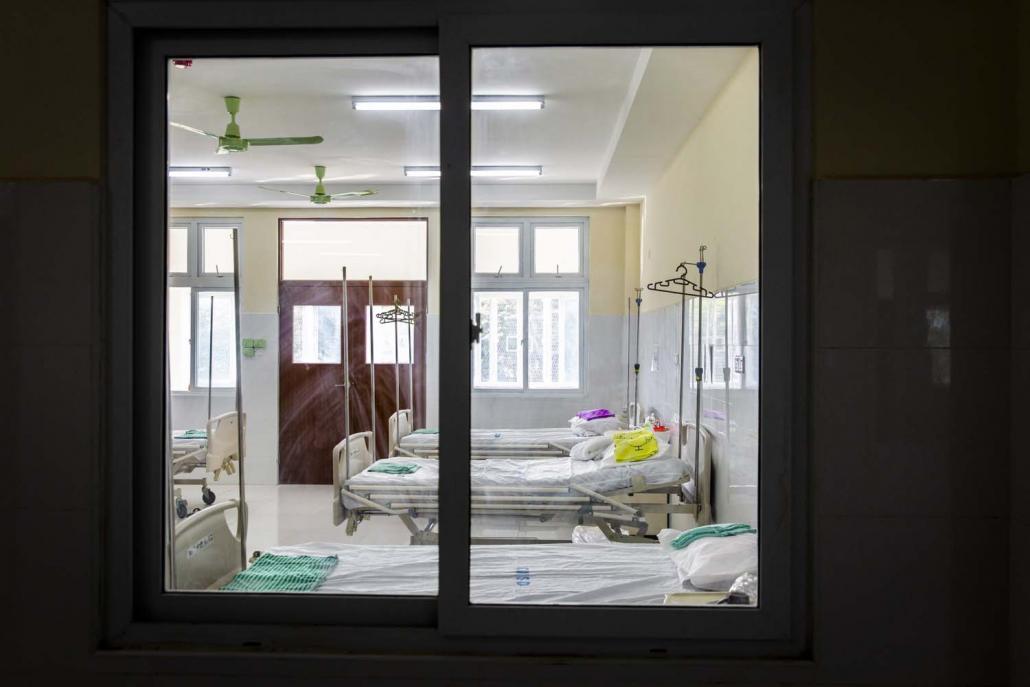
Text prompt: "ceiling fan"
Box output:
[[260, 166, 376, 205], [170, 95, 324, 154]]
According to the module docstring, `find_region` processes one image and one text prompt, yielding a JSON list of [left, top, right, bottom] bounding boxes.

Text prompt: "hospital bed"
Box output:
[[332, 423, 713, 544], [171, 411, 245, 519], [388, 409, 590, 459], [173, 506, 710, 603]]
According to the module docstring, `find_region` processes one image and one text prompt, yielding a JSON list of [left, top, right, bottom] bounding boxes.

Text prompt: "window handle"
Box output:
[[470, 312, 483, 347]]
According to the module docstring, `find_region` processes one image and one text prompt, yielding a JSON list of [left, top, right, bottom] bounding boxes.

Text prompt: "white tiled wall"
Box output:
[[635, 286, 759, 526]]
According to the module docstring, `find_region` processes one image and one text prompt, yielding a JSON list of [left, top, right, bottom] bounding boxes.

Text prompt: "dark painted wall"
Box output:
[[1, 0, 1027, 684]]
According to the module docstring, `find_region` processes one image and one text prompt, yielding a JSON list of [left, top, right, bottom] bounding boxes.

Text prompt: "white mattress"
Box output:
[[342, 454, 689, 510], [265, 542, 687, 604], [398, 428, 586, 453]]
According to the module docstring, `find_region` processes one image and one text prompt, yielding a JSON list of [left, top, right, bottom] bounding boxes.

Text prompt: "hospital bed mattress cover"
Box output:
[[398, 427, 586, 451], [262, 542, 688, 604], [342, 455, 688, 509]]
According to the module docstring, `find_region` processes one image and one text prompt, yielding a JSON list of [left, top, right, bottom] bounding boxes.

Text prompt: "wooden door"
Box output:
[[278, 280, 427, 484]]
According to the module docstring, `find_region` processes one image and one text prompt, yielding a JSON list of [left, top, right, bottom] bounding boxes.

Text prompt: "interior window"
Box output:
[[168, 224, 189, 274], [533, 225, 580, 275], [527, 290, 579, 389], [202, 226, 236, 275], [474, 225, 521, 274], [195, 290, 237, 388]]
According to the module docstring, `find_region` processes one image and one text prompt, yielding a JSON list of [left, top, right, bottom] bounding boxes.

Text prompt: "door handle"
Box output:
[[470, 312, 482, 347]]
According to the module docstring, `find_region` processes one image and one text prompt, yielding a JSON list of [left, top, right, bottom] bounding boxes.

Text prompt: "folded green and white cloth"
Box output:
[[368, 461, 422, 475], [412, 428, 438, 435], [669, 523, 756, 550], [174, 429, 207, 439], [222, 554, 337, 592]]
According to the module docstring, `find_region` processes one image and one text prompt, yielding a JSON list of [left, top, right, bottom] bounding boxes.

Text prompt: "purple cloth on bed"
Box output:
[[576, 408, 614, 421]]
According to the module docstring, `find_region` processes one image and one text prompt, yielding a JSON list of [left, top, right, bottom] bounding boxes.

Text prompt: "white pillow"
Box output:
[[569, 434, 611, 461], [658, 528, 758, 591], [569, 416, 621, 436]]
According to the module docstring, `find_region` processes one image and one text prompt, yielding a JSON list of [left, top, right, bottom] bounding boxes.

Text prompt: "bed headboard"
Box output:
[[679, 422, 714, 525], [172, 500, 247, 590], [387, 409, 413, 456]]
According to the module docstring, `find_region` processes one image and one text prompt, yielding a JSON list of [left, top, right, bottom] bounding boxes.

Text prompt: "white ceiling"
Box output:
[[168, 47, 751, 208]]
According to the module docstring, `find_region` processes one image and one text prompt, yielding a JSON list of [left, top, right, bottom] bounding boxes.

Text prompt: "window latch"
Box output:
[[470, 312, 482, 347]]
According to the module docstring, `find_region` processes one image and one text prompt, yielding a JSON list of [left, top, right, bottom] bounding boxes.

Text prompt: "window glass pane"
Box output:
[[365, 304, 414, 364], [167, 55, 439, 596], [282, 220, 428, 281], [168, 225, 189, 274], [195, 290, 237, 388], [472, 291, 523, 389], [527, 291, 579, 389], [168, 287, 191, 391], [202, 226, 235, 274], [533, 225, 580, 274], [469, 46, 761, 607], [293, 305, 341, 364], [474, 225, 520, 274]]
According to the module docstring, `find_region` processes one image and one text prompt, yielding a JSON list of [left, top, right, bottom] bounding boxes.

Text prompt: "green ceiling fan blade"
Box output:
[[258, 187, 313, 198], [330, 190, 377, 198], [246, 136, 324, 146], [170, 121, 220, 138]]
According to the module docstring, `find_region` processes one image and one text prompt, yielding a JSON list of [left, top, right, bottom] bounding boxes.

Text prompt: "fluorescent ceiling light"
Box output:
[[404, 166, 444, 177], [353, 96, 440, 111], [353, 95, 545, 111], [472, 96, 545, 110], [404, 166, 543, 178], [168, 166, 232, 179]]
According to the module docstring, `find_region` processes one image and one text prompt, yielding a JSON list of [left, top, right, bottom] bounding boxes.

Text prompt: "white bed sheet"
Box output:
[[398, 428, 586, 452], [265, 542, 687, 604], [342, 454, 689, 509]]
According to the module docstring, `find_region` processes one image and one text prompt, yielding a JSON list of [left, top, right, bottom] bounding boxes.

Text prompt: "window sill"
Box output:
[[171, 389, 236, 398]]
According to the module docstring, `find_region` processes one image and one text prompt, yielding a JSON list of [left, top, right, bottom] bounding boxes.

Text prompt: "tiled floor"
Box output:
[[175, 482, 584, 558]]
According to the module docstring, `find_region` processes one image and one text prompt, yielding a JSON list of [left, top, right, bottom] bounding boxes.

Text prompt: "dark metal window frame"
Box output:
[[104, 0, 811, 660]]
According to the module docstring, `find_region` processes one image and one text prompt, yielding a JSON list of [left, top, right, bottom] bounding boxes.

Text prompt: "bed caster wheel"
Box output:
[[175, 498, 188, 519], [202, 488, 216, 505]]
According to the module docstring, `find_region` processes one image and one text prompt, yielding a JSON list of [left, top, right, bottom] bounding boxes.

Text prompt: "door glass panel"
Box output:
[[469, 46, 760, 606], [292, 305, 341, 364], [166, 55, 439, 594], [282, 220, 428, 281]]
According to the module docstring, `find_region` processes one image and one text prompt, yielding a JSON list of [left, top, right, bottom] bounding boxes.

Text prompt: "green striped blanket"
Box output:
[[222, 554, 338, 592]]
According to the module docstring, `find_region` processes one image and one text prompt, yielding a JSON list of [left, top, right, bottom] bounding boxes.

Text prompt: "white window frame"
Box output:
[[471, 217, 588, 394], [166, 217, 242, 391]]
